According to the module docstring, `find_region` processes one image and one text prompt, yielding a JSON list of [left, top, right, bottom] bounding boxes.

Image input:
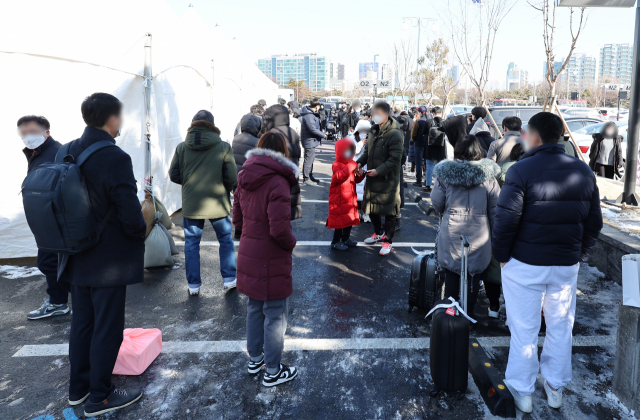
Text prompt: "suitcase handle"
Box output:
[[460, 235, 470, 248], [460, 235, 470, 314]]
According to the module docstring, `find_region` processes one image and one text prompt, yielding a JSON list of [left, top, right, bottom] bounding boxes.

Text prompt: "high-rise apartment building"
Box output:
[[565, 53, 597, 90], [257, 54, 331, 92], [506, 62, 528, 91], [599, 43, 633, 84]]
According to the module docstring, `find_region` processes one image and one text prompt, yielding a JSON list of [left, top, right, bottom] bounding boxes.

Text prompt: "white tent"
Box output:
[[0, 0, 279, 258]]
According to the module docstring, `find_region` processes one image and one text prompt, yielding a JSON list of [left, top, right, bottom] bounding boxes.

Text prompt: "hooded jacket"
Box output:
[[169, 120, 237, 220], [487, 130, 521, 164], [356, 117, 404, 216], [474, 130, 496, 153], [396, 114, 413, 150], [232, 114, 261, 173], [262, 105, 301, 160], [327, 139, 365, 229], [300, 106, 325, 148], [492, 143, 603, 266], [431, 159, 501, 276], [439, 115, 468, 149], [411, 115, 432, 148], [233, 148, 298, 301]]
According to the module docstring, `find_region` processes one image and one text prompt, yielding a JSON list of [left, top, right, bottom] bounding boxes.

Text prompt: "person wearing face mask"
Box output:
[[492, 112, 603, 414], [59, 93, 147, 417], [327, 139, 365, 250], [18, 115, 71, 320], [356, 101, 404, 256], [588, 122, 624, 179], [299, 98, 326, 186]]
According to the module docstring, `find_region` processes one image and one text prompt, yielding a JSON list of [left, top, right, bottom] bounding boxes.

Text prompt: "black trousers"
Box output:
[[484, 282, 502, 310], [594, 163, 615, 179], [69, 284, 127, 403], [444, 269, 480, 317], [37, 249, 70, 305], [369, 214, 396, 244], [332, 226, 352, 244], [303, 147, 316, 181]]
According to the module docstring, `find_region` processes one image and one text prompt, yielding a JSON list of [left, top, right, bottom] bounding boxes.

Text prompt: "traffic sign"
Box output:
[[359, 80, 391, 88], [603, 83, 631, 91]]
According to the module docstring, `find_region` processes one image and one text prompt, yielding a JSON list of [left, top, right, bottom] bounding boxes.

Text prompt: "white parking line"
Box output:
[[12, 335, 615, 357], [174, 241, 435, 247]]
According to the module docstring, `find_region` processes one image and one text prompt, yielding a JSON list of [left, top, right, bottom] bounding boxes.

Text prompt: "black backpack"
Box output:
[[428, 120, 445, 147], [21, 140, 116, 254]]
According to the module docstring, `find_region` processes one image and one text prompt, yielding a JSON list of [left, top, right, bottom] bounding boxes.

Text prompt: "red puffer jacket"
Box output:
[[326, 139, 365, 229], [233, 148, 299, 301]]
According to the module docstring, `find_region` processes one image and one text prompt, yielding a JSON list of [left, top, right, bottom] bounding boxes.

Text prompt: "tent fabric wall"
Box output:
[[0, 1, 281, 259]]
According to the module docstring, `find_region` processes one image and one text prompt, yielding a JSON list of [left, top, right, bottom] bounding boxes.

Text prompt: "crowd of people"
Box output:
[[17, 91, 604, 416]]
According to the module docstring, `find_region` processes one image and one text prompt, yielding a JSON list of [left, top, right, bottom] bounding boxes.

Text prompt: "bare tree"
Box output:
[[389, 38, 415, 106], [530, 0, 588, 101], [444, 0, 516, 104], [415, 38, 460, 111]]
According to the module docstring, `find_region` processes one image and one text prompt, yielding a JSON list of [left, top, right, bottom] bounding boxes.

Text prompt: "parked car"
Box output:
[[521, 117, 603, 135], [557, 107, 606, 120]]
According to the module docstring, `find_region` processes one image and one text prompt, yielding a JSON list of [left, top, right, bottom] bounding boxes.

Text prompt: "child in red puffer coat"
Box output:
[[326, 138, 365, 250]]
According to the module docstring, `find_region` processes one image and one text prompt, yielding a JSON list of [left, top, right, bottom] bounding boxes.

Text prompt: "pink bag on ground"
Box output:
[[113, 328, 162, 375]]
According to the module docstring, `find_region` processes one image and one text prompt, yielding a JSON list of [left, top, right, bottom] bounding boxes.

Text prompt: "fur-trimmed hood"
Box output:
[[433, 158, 501, 189], [238, 147, 300, 192], [185, 120, 222, 150]]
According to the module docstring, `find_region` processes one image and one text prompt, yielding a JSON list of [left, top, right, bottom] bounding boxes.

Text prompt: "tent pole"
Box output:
[[144, 33, 152, 190]]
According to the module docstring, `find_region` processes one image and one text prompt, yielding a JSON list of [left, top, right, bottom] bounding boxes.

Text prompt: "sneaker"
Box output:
[[68, 391, 89, 406], [84, 388, 143, 417], [223, 278, 237, 291], [544, 380, 563, 409], [379, 242, 393, 256], [309, 175, 321, 184], [504, 380, 532, 413], [188, 286, 200, 296], [362, 214, 371, 223], [488, 305, 500, 319], [28, 299, 70, 320], [364, 233, 386, 244], [331, 242, 349, 251], [406, 172, 416, 178], [262, 364, 298, 387], [248, 356, 265, 375], [344, 239, 358, 247], [423, 186, 432, 193], [301, 181, 318, 187]]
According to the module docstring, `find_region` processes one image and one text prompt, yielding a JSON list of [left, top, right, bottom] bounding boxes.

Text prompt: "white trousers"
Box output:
[[502, 258, 579, 395]]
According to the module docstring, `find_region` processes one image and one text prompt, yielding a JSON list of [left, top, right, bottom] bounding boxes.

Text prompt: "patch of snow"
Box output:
[[0, 265, 42, 279], [8, 398, 24, 406]]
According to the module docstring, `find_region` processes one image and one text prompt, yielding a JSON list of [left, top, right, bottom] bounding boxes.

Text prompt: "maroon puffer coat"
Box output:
[[326, 139, 365, 229], [233, 148, 299, 301]]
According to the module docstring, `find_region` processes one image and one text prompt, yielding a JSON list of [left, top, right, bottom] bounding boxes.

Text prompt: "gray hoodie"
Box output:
[[431, 158, 501, 276]]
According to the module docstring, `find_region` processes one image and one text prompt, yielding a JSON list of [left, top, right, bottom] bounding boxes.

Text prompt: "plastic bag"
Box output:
[[141, 199, 156, 239], [144, 220, 174, 268], [622, 254, 640, 308], [113, 328, 162, 375]]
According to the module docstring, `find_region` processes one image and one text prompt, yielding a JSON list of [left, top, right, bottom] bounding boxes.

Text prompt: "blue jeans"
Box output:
[[414, 146, 425, 183], [183, 216, 237, 287], [425, 159, 436, 187]]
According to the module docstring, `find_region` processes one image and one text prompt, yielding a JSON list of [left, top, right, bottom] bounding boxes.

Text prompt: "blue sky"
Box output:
[[166, 0, 636, 89]]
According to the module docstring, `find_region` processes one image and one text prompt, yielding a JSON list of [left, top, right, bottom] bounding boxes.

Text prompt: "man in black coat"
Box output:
[[60, 93, 146, 417], [18, 115, 71, 320], [300, 98, 326, 186], [232, 114, 261, 174], [492, 112, 603, 413]]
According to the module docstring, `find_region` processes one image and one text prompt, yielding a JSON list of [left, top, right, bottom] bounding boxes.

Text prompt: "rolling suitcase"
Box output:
[[408, 251, 444, 312], [426, 235, 477, 396]]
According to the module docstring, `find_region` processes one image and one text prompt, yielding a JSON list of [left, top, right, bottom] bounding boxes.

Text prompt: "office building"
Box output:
[[257, 54, 331, 92], [506, 62, 528, 91], [359, 62, 380, 80], [446, 65, 460, 83], [599, 43, 633, 84]]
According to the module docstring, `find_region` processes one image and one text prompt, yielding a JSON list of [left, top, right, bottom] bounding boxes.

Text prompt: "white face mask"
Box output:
[[22, 134, 46, 149], [604, 129, 616, 138], [372, 114, 385, 125]]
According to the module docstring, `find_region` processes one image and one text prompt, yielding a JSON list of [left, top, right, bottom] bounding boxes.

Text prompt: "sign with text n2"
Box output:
[[603, 84, 631, 91], [359, 80, 391, 88]]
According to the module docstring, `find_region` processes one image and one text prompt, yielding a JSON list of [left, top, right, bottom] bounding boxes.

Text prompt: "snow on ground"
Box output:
[[0, 266, 42, 279], [602, 204, 640, 239]]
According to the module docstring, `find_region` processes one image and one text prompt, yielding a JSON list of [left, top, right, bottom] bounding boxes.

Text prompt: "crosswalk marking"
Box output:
[[12, 335, 615, 357]]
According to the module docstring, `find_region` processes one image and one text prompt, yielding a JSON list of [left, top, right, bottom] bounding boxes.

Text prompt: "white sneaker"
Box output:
[[379, 242, 392, 256], [188, 286, 200, 296], [223, 278, 237, 291], [488, 306, 500, 319], [364, 233, 386, 244], [504, 380, 532, 413], [544, 380, 563, 409], [363, 214, 371, 223], [407, 172, 416, 178]]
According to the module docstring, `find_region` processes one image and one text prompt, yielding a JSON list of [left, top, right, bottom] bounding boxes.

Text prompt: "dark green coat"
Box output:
[[356, 118, 404, 216], [169, 121, 237, 219]]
